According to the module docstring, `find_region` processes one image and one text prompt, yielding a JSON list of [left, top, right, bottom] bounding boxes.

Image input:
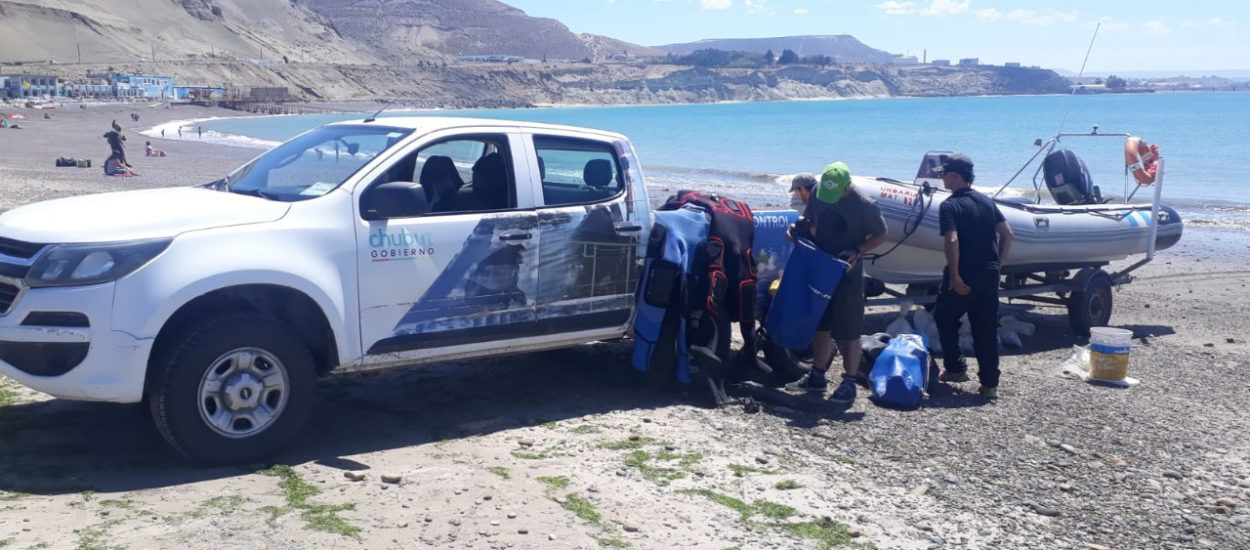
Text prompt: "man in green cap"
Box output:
[[786, 162, 889, 405]]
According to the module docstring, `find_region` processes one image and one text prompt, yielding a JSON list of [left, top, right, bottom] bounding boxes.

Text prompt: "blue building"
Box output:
[[2, 74, 60, 98], [113, 75, 175, 99], [64, 77, 113, 99]]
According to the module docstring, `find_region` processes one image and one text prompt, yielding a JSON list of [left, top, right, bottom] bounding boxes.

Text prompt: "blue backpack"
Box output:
[[868, 333, 930, 409]]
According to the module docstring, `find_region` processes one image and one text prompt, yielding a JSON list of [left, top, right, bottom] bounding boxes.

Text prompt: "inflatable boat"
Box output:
[[859, 130, 1182, 285]]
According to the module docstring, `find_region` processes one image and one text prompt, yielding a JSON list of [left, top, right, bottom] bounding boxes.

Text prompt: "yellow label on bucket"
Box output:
[[1089, 347, 1129, 381]]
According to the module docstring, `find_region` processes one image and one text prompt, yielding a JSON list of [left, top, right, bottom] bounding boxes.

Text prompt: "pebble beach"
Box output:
[[0, 101, 1249, 550]]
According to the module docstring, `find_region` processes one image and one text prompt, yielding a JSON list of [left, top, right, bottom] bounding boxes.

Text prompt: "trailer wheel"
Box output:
[[1067, 269, 1113, 336]]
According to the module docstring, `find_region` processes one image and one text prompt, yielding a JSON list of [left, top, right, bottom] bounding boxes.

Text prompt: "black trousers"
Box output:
[[935, 272, 1000, 388]]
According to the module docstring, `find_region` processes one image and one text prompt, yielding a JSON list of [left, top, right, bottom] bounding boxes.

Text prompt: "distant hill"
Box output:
[[0, 2, 1069, 105], [0, 0, 384, 65], [297, 0, 661, 63], [656, 35, 899, 64], [0, 0, 659, 67]]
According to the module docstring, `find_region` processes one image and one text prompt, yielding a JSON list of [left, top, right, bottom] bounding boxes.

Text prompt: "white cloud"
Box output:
[[974, 7, 1075, 25], [1182, 17, 1234, 28], [1142, 20, 1171, 36], [1094, 17, 1129, 33], [876, 0, 967, 17], [700, 0, 732, 10], [794, 8, 809, 15], [1012, 9, 1074, 25], [876, 1, 917, 16], [973, 8, 1000, 21], [744, 0, 776, 15], [921, 0, 969, 16]]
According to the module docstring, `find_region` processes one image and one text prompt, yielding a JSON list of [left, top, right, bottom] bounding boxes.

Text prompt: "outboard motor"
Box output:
[[1043, 149, 1098, 205]]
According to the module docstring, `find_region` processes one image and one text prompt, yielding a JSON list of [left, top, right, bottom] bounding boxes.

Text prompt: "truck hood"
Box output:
[[0, 187, 291, 244]]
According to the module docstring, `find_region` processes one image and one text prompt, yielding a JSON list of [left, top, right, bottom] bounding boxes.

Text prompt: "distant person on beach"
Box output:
[[145, 141, 166, 157], [178, 126, 183, 137], [785, 164, 888, 406], [197, 125, 203, 138], [104, 154, 136, 177], [161, 128, 166, 138], [103, 120, 132, 168], [933, 153, 1013, 400]]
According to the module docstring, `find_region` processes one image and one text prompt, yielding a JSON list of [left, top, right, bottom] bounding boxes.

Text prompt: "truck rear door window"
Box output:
[[533, 136, 623, 207]]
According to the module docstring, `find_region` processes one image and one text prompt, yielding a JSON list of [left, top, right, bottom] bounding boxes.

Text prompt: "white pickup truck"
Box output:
[[0, 117, 654, 463]]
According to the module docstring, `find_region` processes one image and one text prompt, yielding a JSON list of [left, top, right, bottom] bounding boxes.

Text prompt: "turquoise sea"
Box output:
[[188, 92, 1250, 229]]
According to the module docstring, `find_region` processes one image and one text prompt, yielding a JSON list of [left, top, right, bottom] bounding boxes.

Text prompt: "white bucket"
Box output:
[[1088, 326, 1133, 382]]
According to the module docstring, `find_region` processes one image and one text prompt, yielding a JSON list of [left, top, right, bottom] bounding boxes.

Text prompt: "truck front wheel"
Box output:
[[149, 313, 316, 464]]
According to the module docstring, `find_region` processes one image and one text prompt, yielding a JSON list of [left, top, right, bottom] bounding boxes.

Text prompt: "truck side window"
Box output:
[[373, 136, 517, 216], [533, 136, 623, 207]]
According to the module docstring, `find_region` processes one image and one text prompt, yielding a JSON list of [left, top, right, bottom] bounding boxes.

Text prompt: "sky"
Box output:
[[501, 0, 1247, 75]]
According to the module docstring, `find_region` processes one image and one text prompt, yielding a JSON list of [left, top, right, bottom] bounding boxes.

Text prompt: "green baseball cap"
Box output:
[[817, 162, 851, 203]]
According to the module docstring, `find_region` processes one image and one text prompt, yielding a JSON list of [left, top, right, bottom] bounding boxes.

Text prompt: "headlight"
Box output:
[[25, 238, 172, 288]]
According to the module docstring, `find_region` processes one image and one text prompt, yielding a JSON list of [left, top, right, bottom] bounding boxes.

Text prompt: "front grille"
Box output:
[[0, 237, 46, 260], [0, 281, 20, 314]]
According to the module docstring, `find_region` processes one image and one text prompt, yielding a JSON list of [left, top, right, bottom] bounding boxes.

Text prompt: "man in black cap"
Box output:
[[788, 172, 817, 215], [934, 153, 1013, 399]]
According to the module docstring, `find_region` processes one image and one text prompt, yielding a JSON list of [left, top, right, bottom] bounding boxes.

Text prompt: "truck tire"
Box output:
[[149, 313, 316, 465], [1067, 269, 1113, 337]]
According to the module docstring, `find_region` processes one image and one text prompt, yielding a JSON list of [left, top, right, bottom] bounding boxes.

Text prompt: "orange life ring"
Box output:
[[1124, 136, 1161, 185]]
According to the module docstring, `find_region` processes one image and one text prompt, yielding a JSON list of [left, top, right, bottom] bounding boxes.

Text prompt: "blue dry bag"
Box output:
[[763, 238, 848, 350], [869, 333, 930, 410]]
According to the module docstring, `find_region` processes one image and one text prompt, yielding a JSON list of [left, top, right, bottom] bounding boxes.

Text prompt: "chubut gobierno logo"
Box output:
[[369, 229, 436, 260]]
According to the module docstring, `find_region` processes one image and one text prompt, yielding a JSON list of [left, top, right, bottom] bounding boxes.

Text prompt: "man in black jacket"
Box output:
[[934, 153, 1014, 399]]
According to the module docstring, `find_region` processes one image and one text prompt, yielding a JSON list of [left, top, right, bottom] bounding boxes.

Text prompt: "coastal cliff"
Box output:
[[13, 59, 1069, 107], [0, 0, 1069, 106]]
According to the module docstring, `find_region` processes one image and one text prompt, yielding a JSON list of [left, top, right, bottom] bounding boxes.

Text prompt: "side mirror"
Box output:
[[362, 181, 430, 220]]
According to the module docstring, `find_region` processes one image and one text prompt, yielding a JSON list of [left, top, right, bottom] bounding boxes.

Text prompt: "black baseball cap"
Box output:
[[938, 153, 974, 180]]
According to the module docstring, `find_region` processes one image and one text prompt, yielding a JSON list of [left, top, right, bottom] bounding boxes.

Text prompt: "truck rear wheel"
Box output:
[[149, 313, 316, 464]]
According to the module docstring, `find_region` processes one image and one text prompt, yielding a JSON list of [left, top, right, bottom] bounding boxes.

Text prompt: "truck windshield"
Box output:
[[222, 125, 413, 201]]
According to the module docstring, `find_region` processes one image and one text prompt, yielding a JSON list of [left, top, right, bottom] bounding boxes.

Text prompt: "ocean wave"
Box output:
[[141, 116, 289, 150], [1181, 217, 1250, 231], [643, 163, 785, 185]]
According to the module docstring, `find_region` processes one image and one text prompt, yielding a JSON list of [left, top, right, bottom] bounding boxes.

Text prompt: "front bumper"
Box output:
[[0, 280, 152, 403]]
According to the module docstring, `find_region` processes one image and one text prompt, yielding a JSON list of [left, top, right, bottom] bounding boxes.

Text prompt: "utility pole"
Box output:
[[73, 25, 81, 64], [152, 43, 156, 62]]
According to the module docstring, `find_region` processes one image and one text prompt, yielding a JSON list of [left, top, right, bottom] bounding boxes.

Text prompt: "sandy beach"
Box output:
[[1, 102, 1249, 550]]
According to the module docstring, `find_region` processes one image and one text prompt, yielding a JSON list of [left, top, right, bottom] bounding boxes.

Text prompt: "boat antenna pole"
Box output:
[[1056, 22, 1101, 136]]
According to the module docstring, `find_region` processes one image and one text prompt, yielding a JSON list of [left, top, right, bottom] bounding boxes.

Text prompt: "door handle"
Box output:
[[614, 223, 643, 234], [498, 231, 532, 242]]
